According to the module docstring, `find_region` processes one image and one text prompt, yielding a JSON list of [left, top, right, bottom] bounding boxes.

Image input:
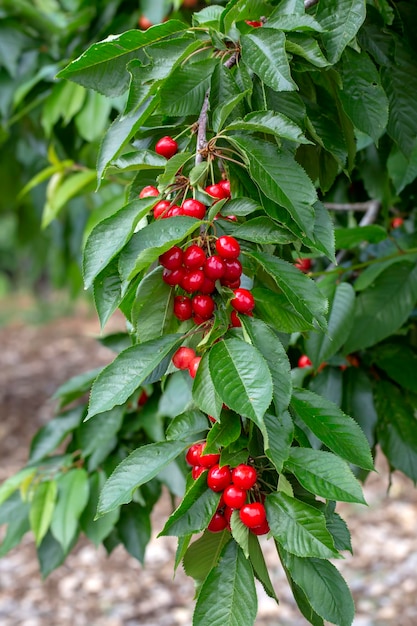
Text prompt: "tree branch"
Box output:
[[324, 201, 378, 212], [195, 89, 210, 166]]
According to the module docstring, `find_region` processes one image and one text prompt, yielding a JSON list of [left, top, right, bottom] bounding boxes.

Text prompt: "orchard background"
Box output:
[[1, 1, 417, 625]]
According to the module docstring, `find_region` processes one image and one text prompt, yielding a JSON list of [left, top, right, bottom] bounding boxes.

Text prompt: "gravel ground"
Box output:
[[0, 306, 416, 626]]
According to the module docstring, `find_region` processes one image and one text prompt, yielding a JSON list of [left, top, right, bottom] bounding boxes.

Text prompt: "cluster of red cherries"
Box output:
[[186, 443, 269, 535]]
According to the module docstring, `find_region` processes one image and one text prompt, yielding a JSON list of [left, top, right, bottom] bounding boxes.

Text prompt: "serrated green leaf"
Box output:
[[87, 334, 182, 419], [83, 197, 156, 289], [252, 288, 313, 333], [285, 33, 330, 68], [307, 200, 336, 263], [225, 110, 309, 143], [166, 409, 209, 441], [315, 0, 366, 64], [230, 510, 250, 558], [291, 388, 374, 470], [335, 225, 387, 248], [248, 533, 278, 601], [29, 480, 57, 546], [113, 150, 167, 171], [210, 62, 249, 133], [117, 503, 151, 564], [158, 152, 193, 186], [264, 411, 294, 473], [205, 412, 242, 455], [209, 338, 273, 434], [284, 448, 366, 503], [193, 352, 223, 421], [324, 506, 352, 553], [29, 407, 84, 463], [42, 170, 96, 228], [241, 29, 296, 92], [79, 406, 124, 464], [266, 492, 339, 559], [183, 530, 231, 582], [98, 440, 186, 514], [93, 258, 122, 329], [50, 469, 89, 552], [372, 344, 417, 393], [160, 59, 216, 116], [221, 197, 261, 217], [132, 267, 175, 342], [193, 541, 257, 626], [235, 217, 295, 245], [80, 473, 120, 547], [119, 216, 201, 281], [52, 368, 102, 408]]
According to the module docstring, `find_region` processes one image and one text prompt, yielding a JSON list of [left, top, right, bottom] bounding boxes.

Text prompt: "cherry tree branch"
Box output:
[[324, 201, 379, 212], [195, 89, 210, 166]]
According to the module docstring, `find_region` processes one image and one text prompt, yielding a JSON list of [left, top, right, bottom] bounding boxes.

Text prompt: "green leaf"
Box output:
[[308, 200, 336, 263], [221, 197, 261, 217], [209, 338, 273, 433], [315, 0, 366, 64], [342, 368, 378, 448], [93, 258, 122, 329], [205, 412, 242, 454], [230, 509, 250, 558], [37, 531, 69, 579], [0, 468, 36, 507], [266, 492, 339, 559], [80, 473, 120, 547], [160, 59, 216, 116], [252, 288, 313, 333], [158, 152, 193, 186], [87, 334, 182, 419], [354, 251, 417, 292], [160, 474, 220, 536], [29, 407, 84, 463], [284, 448, 366, 503], [57, 21, 188, 95], [0, 494, 30, 558], [210, 63, 249, 133], [42, 170, 96, 228], [324, 506, 352, 553], [248, 533, 278, 601], [334, 225, 387, 248], [242, 317, 292, 414], [387, 142, 417, 194], [225, 110, 309, 144], [113, 150, 167, 171], [343, 262, 417, 353], [183, 530, 231, 582], [132, 267, 174, 342], [241, 29, 296, 92], [29, 480, 58, 546], [281, 551, 354, 626], [229, 135, 316, 236], [372, 344, 417, 393], [291, 388, 374, 470], [375, 382, 417, 482], [52, 368, 102, 408], [193, 541, 257, 626], [193, 352, 223, 421], [75, 90, 113, 142], [158, 371, 193, 418], [267, 12, 323, 32], [285, 33, 330, 68], [117, 503, 151, 564], [50, 469, 89, 552], [234, 217, 295, 245], [264, 411, 294, 473], [119, 216, 201, 281], [166, 409, 209, 441], [78, 406, 124, 466], [339, 48, 388, 142], [83, 197, 156, 289], [251, 251, 327, 330], [305, 283, 356, 368], [98, 440, 186, 515]]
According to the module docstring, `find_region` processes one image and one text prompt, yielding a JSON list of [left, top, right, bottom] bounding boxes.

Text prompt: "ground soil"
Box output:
[[0, 304, 416, 626]]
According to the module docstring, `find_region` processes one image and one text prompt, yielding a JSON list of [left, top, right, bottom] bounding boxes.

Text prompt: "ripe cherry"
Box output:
[[215, 235, 240, 260], [138, 15, 153, 29], [230, 311, 242, 327], [155, 136, 178, 159], [199, 448, 220, 468], [205, 183, 229, 200], [138, 390, 148, 406], [139, 185, 159, 198], [250, 519, 270, 535], [188, 356, 202, 378], [240, 502, 267, 528], [173, 295, 192, 321], [219, 180, 231, 196], [166, 205, 183, 217], [208, 415, 216, 424], [181, 269, 205, 293], [186, 443, 204, 466], [193, 314, 207, 326], [172, 346, 196, 370], [223, 485, 247, 509], [162, 267, 185, 287], [245, 20, 263, 27], [222, 278, 241, 290], [298, 354, 312, 368], [207, 464, 232, 492], [183, 244, 206, 268], [192, 465, 206, 480], [208, 511, 228, 533], [224, 506, 234, 525], [153, 200, 171, 219], [231, 288, 255, 313], [192, 295, 215, 320], [294, 257, 312, 272], [223, 259, 242, 282], [159, 246, 183, 270], [200, 277, 216, 294], [232, 464, 257, 489], [182, 198, 207, 220], [391, 216, 404, 228], [204, 255, 226, 280]]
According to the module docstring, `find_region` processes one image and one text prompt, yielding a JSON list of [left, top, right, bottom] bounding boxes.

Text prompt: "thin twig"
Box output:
[[224, 50, 239, 70], [195, 89, 210, 166], [325, 201, 378, 212]]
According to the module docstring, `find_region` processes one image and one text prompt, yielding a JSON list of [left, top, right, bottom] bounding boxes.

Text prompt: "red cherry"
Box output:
[[219, 180, 231, 196], [223, 259, 242, 281], [188, 356, 202, 378], [224, 506, 234, 525], [155, 136, 178, 159], [192, 465, 207, 479], [181, 269, 205, 293], [250, 519, 270, 535], [215, 236, 240, 260], [172, 346, 196, 370], [199, 448, 221, 468], [232, 464, 257, 489], [223, 485, 247, 509], [205, 183, 229, 200], [391, 217, 404, 228], [159, 246, 183, 270], [200, 277, 216, 294], [240, 502, 266, 528], [294, 257, 312, 272], [208, 511, 228, 532], [139, 185, 159, 198], [173, 295, 192, 321], [192, 295, 215, 320], [207, 464, 232, 492], [138, 390, 148, 406], [183, 244, 206, 268], [182, 199, 207, 220], [221, 278, 241, 289], [231, 288, 255, 313], [298, 355, 312, 368], [153, 200, 171, 219], [204, 255, 226, 280], [186, 443, 204, 466], [138, 15, 153, 29], [230, 311, 242, 327], [166, 205, 183, 217], [208, 415, 216, 424], [245, 20, 263, 27], [162, 267, 185, 287]]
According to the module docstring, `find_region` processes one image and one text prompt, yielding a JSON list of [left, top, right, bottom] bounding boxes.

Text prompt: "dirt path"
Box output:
[[0, 309, 416, 625]]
